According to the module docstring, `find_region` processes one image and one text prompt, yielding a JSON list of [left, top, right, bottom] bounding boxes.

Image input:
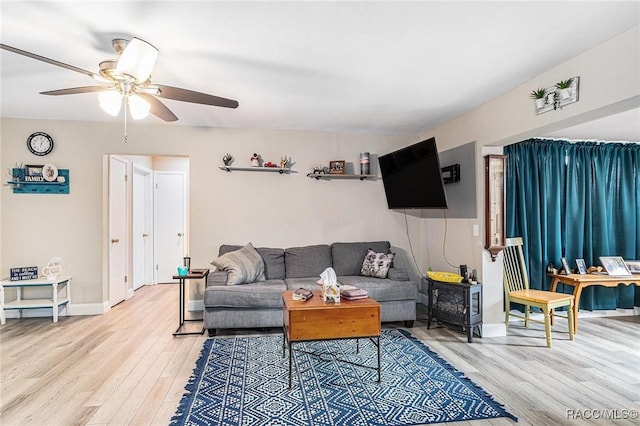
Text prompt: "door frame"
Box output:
[[132, 163, 154, 289], [153, 170, 189, 284], [105, 156, 189, 307], [107, 155, 132, 306]]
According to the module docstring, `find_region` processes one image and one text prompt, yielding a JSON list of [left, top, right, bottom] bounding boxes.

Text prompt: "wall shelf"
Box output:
[[307, 173, 376, 181], [218, 166, 290, 174], [7, 168, 70, 194]]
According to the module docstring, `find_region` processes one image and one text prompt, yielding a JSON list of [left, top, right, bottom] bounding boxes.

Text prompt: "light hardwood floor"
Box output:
[[1, 284, 638, 425]]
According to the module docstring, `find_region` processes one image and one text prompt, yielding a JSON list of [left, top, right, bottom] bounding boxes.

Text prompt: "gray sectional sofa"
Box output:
[[204, 241, 418, 336]]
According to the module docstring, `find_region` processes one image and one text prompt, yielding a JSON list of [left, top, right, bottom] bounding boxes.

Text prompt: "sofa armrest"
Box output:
[[207, 270, 228, 287], [387, 267, 410, 281]]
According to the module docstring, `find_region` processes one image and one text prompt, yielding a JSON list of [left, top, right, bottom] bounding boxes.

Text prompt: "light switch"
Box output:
[[473, 224, 479, 237]]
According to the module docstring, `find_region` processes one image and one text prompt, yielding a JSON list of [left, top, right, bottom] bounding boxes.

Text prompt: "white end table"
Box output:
[[0, 276, 71, 324]]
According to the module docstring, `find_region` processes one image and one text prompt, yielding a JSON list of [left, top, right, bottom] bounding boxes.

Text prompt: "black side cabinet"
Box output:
[[427, 279, 483, 343]]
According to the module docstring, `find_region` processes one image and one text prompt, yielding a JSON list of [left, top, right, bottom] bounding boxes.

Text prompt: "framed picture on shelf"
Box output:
[[329, 160, 345, 174], [25, 164, 43, 177], [599, 256, 632, 277], [625, 260, 640, 274], [575, 258, 587, 274], [561, 257, 572, 275]]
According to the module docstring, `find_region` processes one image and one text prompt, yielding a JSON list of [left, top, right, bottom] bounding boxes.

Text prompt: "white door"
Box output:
[[154, 171, 187, 283], [109, 156, 129, 306], [132, 164, 154, 290]]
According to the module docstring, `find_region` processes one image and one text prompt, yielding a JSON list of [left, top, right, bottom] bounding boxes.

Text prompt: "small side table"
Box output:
[[172, 268, 208, 336], [0, 276, 72, 324]]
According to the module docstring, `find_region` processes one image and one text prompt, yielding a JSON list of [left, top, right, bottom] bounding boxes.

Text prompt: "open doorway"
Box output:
[[107, 155, 189, 306]]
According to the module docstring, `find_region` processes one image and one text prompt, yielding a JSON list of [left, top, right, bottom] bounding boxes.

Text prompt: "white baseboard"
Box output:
[[188, 300, 204, 312], [418, 293, 427, 305], [482, 323, 507, 337], [70, 301, 111, 316]]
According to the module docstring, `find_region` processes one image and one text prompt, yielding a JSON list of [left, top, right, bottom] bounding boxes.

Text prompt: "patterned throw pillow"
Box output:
[[360, 249, 395, 279], [211, 243, 266, 285]]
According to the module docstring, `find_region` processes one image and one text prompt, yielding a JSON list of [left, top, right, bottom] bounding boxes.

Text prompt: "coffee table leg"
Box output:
[[377, 336, 381, 382], [288, 340, 293, 389]]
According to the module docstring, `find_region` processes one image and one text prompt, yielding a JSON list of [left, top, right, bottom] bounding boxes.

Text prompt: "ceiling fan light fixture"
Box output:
[[128, 94, 151, 120], [98, 91, 123, 116], [116, 37, 158, 83], [2, 39, 238, 126], [112, 38, 129, 55]]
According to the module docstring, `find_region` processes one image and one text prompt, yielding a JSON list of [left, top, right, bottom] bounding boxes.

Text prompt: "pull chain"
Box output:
[[123, 98, 128, 143]]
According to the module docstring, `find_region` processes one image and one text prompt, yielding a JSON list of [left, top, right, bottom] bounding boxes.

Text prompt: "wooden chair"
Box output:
[[503, 237, 575, 348]]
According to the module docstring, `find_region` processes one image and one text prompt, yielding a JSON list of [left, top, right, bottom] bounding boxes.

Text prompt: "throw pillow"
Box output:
[[360, 248, 395, 279], [211, 243, 266, 285]]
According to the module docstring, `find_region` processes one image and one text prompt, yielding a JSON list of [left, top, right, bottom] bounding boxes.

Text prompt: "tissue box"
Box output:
[[322, 282, 340, 303]]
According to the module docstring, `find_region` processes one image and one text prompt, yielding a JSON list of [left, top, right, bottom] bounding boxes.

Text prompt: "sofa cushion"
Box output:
[[219, 245, 285, 280], [337, 275, 418, 302], [257, 247, 286, 279], [211, 243, 265, 285], [285, 277, 322, 291], [331, 241, 391, 275], [285, 244, 332, 278], [204, 280, 286, 308], [360, 249, 395, 278], [387, 267, 409, 281]]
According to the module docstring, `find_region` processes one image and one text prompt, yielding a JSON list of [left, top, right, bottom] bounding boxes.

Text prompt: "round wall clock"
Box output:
[[27, 132, 54, 156]]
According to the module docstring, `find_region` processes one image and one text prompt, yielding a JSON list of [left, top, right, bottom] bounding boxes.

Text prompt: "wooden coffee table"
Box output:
[[282, 290, 381, 389]]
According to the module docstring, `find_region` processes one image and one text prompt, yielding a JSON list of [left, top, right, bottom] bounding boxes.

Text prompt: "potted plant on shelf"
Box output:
[[530, 88, 547, 109], [555, 79, 573, 99]]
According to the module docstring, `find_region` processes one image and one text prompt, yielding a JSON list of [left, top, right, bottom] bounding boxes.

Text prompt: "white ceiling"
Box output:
[[542, 108, 640, 142], [1, 1, 639, 139]]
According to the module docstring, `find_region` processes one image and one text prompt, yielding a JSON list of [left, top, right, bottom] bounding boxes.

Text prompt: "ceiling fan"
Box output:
[[0, 38, 239, 122]]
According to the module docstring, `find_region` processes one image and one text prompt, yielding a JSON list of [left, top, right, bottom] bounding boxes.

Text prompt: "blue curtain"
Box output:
[[505, 139, 640, 310]]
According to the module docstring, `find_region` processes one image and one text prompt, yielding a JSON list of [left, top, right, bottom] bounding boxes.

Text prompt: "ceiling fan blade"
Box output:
[[40, 86, 112, 96], [155, 84, 239, 109], [137, 93, 178, 122], [1, 43, 102, 80]]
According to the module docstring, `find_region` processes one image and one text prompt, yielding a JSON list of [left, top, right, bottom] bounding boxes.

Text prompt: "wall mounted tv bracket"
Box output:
[[441, 164, 460, 184]]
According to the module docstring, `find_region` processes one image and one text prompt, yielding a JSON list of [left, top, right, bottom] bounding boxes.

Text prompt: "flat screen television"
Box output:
[[378, 137, 448, 209]]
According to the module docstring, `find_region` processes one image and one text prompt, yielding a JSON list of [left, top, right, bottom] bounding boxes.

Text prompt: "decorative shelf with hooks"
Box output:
[[7, 168, 70, 194]]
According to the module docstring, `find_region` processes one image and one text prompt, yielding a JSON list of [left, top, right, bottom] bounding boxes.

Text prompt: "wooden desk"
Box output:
[[550, 273, 640, 332], [282, 290, 380, 389]]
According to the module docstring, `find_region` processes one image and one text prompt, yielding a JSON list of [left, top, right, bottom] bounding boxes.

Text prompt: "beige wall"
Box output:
[[1, 26, 637, 329], [420, 26, 639, 331], [1, 120, 421, 309]]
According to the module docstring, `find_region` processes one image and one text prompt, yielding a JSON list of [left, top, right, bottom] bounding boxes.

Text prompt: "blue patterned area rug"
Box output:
[[171, 329, 517, 425]]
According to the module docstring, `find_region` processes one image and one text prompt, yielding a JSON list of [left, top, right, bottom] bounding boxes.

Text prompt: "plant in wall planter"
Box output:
[[530, 88, 547, 109], [556, 79, 573, 99]]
